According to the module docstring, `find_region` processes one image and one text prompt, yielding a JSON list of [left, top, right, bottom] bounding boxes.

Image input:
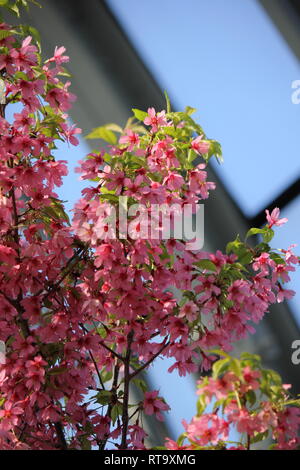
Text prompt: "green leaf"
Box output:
[[42, 198, 70, 225], [132, 108, 148, 121], [226, 235, 241, 255], [270, 252, 285, 265], [208, 349, 230, 358], [14, 71, 29, 80], [100, 186, 115, 195], [111, 404, 122, 425], [246, 227, 264, 239], [245, 389, 257, 407], [101, 370, 113, 383], [126, 154, 145, 167], [102, 152, 112, 163], [28, 0, 42, 7], [238, 249, 253, 265], [80, 437, 91, 451], [255, 242, 270, 254], [283, 399, 300, 407], [262, 369, 282, 387], [225, 235, 253, 264], [177, 433, 186, 447], [212, 358, 229, 379], [19, 24, 41, 50], [7, 3, 19, 16], [43, 298, 52, 309], [104, 123, 123, 133], [56, 67, 71, 78], [0, 0, 8, 5], [100, 193, 119, 203], [96, 327, 107, 339], [188, 148, 197, 163], [130, 124, 147, 134], [262, 228, 274, 243], [268, 369, 282, 385], [182, 290, 195, 301], [246, 227, 274, 243], [164, 90, 171, 113], [96, 390, 112, 405], [194, 259, 217, 272], [185, 106, 197, 116], [48, 366, 67, 375], [85, 126, 117, 144], [250, 430, 269, 444], [240, 352, 261, 363], [196, 393, 207, 416], [207, 139, 223, 163], [0, 29, 13, 40], [230, 358, 242, 378], [133, 378, 148, 393]]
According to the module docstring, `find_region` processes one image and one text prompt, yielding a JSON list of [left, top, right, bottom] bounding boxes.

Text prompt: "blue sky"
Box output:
[[108, 0, 300, 216]]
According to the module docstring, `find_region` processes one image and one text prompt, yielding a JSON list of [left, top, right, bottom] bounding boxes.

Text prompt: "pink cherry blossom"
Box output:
[[144, 107, 168, 132], [10, 36, 38, 72], [143, 391, 170, 421], [265, 207, 288, 228], [119, 129, 140, 151], [0, 401, 23, 430], [60, 122, 81, 146], [191, 135, 210, 155], [47, 46, 69, 65]]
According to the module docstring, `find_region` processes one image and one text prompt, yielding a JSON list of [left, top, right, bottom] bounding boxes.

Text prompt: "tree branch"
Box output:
[[98, 361, 120, 450], [129, 337, 169, 380], [120, 329, 134, 449]]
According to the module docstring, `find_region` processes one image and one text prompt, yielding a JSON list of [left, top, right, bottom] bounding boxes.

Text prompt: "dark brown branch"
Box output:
[[35, 247, 87, 300], [98, 361, 120, 450], [54, 422, 68, 450], [79, 322, 124, 362], [246, 433, 251, 450], [120, 329, 134, 449], [88, 350, 105, 390], [99, 341, 124, 362]]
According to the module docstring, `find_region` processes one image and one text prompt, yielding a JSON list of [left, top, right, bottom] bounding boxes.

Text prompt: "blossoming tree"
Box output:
[[0, 0, 299, 450]]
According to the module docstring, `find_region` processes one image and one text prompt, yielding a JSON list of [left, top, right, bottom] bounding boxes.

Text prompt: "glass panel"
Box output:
[[108, 0, 300, 216]]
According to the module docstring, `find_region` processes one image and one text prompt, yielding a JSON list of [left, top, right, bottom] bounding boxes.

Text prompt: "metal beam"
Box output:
[[258, 0, 300, 62]]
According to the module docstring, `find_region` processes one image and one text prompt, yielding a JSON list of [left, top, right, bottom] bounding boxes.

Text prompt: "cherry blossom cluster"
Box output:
[[73, 104, 299, 381], [165, 352, 300, 450], [0, 22, 102, 450], [0, 14, 298, 450], [71, 100, 299, 447]]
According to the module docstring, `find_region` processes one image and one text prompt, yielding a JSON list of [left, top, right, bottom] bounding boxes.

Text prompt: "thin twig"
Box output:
[[89, 350, 105, 390], [129, 337, 170, 380]]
